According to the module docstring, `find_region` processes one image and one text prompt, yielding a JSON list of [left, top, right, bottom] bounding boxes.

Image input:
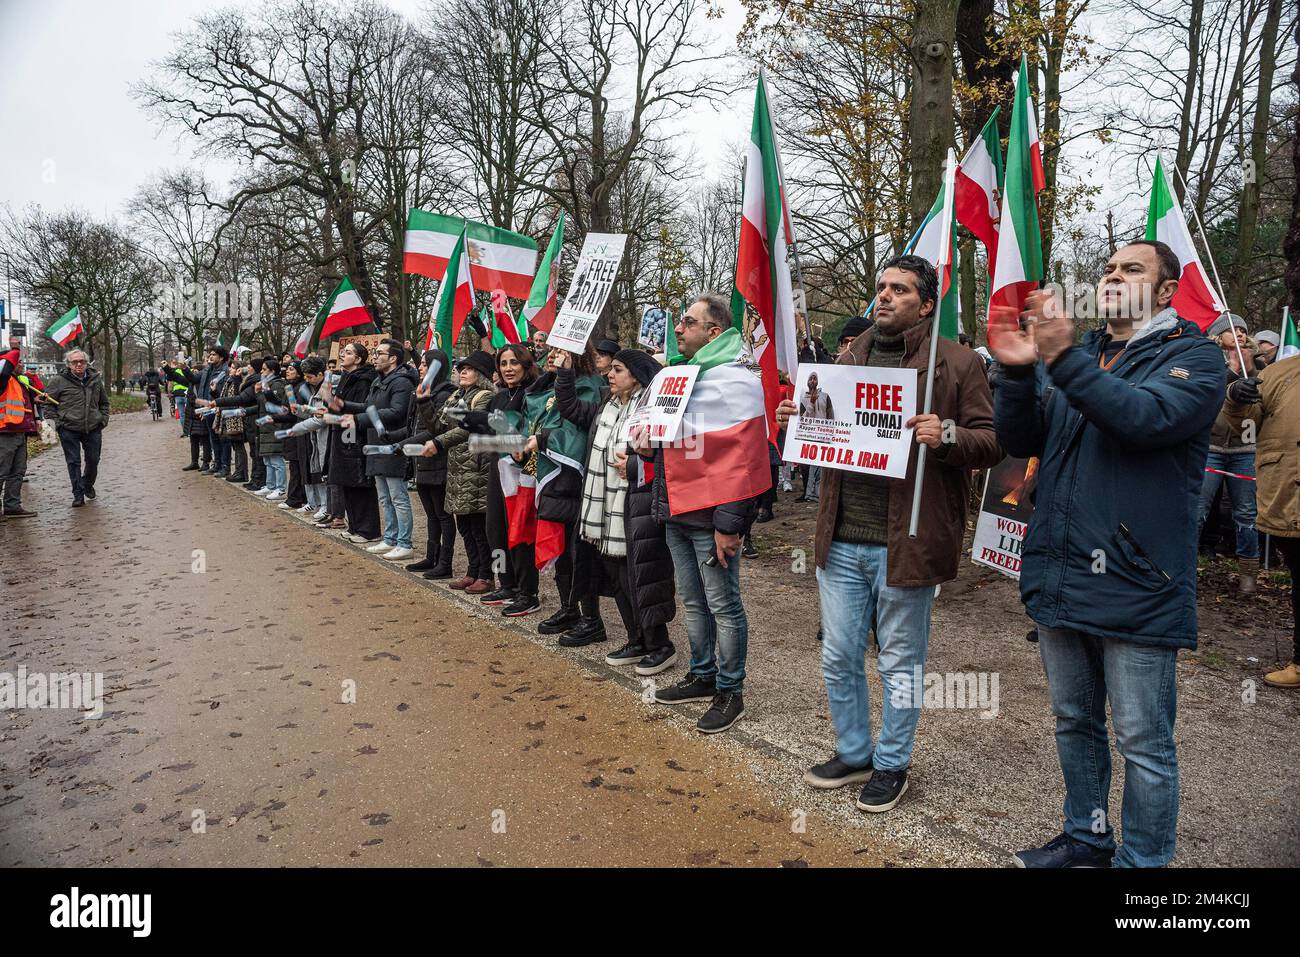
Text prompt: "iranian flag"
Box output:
[[530, 374, 603, 570], [317, 276, 375, 340], [955, 107, 1004, 277], [902, 150, 960, 340], [404, 210, 537, 300], [662, 327, 772, 516], [491, 289, 525, 345], [425, 228, 477, 351], [292, 320, 314, 359], [734, 71, 800, 448], [498, 456, 537, 549], [47, 306, 83, 346], [522, 213, 564, 333], [1278, 307, 1300, 361], [1145, 155, 1225, 332], [988, 56, 1046, 322]]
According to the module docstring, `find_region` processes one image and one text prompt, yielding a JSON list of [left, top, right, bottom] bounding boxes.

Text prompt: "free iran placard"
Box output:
[[781, 363, 918, 479]]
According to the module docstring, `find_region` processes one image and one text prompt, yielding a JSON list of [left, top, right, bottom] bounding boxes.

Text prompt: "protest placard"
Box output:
[[971, 456, 1039, 579], [638, 305, 670, 350], [546, 233, 628, 355], [780, 363, 917, 479], [622, 365, 700, 443]]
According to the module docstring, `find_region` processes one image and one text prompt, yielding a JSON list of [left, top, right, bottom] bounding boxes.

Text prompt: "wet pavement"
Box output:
[[3, 405, 1296, 867], [1, 409, 899, 867]]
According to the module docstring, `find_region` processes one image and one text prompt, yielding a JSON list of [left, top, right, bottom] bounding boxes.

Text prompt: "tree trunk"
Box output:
[[908, 0, 960, 230], [1173, 0, 1205, 205], [959, 234, 977, 339], [1283, 14, 1300, 312], [1230, 0, 1282, 314], [956, 0, 1014, 141]]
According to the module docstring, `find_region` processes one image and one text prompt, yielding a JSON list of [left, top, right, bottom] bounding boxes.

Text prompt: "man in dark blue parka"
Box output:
[[991, 240, 1223, 868]]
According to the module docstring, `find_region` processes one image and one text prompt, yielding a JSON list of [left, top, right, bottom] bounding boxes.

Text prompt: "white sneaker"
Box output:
[[383, 547, 414, 561], [297, 504, 314, 513], [277, 501, 293, 509], [252, 487, 271, 496], [781, 481, 793, 492], [312, 508, 329, 520], [265, 490, 285, 501], [366, 541, 394, 553]]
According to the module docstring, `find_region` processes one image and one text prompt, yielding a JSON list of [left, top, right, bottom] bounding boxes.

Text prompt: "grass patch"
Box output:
[[110, 394, 146, 414]]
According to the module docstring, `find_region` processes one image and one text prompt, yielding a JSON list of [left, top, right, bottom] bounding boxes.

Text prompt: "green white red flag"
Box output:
[[425, 228, 477, 351], [490, 289, 525, 345], [662, 327, 772, 515], [1279, 307, 1300, 361], [955, 107, 1004, 278], [316, 276, 375, 341], [988, 56, 1045, 322], [734, 72, 799, 447], [1144, 155, 1225, 332], [293, 320, 314, 359], [522, 213, 565, 333], [47, 306, 83, 346], [404, 210, 537, 300], [902, 150, 960, 340]]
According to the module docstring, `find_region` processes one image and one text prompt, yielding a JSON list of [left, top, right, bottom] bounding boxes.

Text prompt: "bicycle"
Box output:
[[147, 389, 163, 421]]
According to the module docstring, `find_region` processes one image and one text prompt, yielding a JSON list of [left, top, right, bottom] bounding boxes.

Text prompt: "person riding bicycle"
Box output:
[[144, 368, 163, 418]]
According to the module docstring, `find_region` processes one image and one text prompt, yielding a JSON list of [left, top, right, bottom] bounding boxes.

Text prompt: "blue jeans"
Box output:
[[664, 523, 748, 692], [1036, 625, 1180, 868], [176, 393, 188, 432], [1196, 450, 1258, 560], [817, 541, 934, 771], [806, 465, 822, 500], [263, 454, 287, 492], [375, 475, 413, 549]]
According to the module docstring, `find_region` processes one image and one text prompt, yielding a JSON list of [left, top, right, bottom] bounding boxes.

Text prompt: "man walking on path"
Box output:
[[990, 240, 1222, 868], [0, 347, 43, 517], [43, 349, 110, 507], [778, 255, 1001, 814]]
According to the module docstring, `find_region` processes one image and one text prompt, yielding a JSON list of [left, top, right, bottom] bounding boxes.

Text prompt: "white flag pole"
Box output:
[[1167, 159, 1248, 372], [909, 149, 958, 539]]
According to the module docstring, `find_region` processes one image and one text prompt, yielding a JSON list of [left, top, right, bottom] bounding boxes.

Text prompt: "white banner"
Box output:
[[547, 233, 628, 355], [780, 363, 917, 479], [621, 365, 699, 443]]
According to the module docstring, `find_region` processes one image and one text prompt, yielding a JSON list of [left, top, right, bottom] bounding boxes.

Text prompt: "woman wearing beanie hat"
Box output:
[[550, 347, 677, 675]]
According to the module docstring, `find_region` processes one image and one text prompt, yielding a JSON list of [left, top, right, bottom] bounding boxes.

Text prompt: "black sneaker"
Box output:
[[479, 587, 516, 606], [855, 769, 908, 813], [405, 556, 436, 572], [742, 536, 758, 558], [83, 487, 96, 500], [210, 468, 229, 478], [1013, 833, 1114, 869], [756, 508, 774, 523], [604, 640, 648, 666], [654, 673, 716, 705], [71, 495, 85, 508], [1, 506, 36, 518], [422, 565, 453, 580], [537, 606, 580, 635], [502, 595, 541, 617], [182, 463, 200, 472], [557, 618, 606, 647], [634, 645, 677, 676], [804, 754, 874, 789], [697, 691, 745, 734]]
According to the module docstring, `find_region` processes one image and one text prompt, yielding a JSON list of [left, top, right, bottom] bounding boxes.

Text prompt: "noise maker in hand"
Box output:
[[365, 405, 385, 437], [419, 360, 443, 392], [363, 443, 400, 456], [402, 444, 427, 457]]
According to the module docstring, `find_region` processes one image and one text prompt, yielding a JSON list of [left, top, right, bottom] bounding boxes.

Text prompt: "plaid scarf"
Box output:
[[580, 393, 635, 557]]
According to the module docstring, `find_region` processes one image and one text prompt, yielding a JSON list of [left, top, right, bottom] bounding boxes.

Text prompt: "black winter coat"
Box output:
[[389, 349, 454, 485], [342, 365, 417, 479], [554, 367, 675, 631], [325, 364, 379, 487], [256, 376, 296, 455]]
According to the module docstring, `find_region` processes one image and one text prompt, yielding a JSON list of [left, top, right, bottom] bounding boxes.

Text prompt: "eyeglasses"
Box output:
[[69, 359, 88, 364]]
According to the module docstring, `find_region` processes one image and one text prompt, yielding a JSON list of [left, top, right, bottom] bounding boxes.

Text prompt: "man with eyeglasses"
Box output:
[[43, 349, 111, 507]]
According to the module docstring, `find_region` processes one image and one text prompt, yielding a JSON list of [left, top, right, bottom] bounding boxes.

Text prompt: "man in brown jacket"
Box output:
[[777, 254, 1001, 813], [1223, 351, 1300, 688]]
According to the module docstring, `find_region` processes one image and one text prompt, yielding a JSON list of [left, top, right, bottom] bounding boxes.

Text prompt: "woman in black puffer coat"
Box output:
[[554, 347, 676, 675], [387, 349, 457, 577], [323, 342, 380, 541]]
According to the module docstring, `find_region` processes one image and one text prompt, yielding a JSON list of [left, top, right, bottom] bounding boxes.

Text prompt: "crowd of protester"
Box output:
[[2, 239, 1296, 869]]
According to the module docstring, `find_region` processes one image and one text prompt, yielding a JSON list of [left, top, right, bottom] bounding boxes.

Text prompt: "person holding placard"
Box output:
[[990, 240, 1222, 868], [777, 255, 1000, 813]]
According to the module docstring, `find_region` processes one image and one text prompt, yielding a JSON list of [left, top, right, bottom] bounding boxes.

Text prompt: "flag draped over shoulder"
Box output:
[[522, 213, 565, 333], [404, 210, 538, 300], [988, 56, 1045, 323], [1278, 309, 1300, 361], [662, 327, 771, 516], [532, 374, 603, 570], [734, 72, 799, 447], [1145, 155, 1225, 332]]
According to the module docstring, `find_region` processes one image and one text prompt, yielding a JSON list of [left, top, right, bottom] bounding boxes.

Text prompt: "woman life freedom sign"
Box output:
[[781, 363, 917, 479]]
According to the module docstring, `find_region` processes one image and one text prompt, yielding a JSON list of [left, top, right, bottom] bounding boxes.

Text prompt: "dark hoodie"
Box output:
[[391, 349, 455, 485], [326, 363, 379, 487], [342, 361, 418, 479]]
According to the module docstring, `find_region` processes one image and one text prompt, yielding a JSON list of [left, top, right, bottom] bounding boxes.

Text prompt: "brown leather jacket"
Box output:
[[813, 319, 1003, 586]]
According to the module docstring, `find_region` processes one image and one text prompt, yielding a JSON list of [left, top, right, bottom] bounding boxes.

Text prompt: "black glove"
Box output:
[[1227, 376, 1261, 405], [460, 410, 493, 434]]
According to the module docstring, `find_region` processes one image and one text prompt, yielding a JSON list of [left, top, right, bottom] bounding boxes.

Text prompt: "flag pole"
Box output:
[[909, 149, 958, 539], [1168, 159, 1248, 372]]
